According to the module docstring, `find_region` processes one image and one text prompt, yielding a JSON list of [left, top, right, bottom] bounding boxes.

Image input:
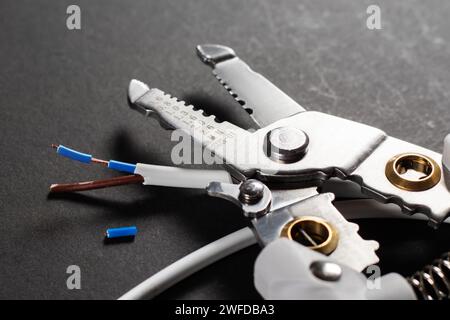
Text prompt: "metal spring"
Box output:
[[408, 252, 450, 300]]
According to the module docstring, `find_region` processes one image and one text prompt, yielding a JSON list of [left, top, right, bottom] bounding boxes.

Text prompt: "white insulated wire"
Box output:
[[118, 227, 257, 300], [134, 163, 232, 189], [118, 199, 448, 300]]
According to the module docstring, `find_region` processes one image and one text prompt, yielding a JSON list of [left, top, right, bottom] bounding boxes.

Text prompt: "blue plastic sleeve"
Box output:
[[106, 226, 138, 239], [57, 145, 92, 163], [108, 160, 136, 173]]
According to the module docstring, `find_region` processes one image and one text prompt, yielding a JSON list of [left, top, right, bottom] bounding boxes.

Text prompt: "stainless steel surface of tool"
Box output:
[[130, 44, 450, 228]]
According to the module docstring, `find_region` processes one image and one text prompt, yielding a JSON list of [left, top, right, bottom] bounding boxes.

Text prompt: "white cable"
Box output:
[[119, 199, 448, 300], [118, 227, 257, 300], [134, 163, 232, 189]]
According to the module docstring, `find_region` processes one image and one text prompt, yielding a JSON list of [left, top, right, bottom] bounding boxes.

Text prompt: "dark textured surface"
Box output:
[[1, 0, 450, 299]]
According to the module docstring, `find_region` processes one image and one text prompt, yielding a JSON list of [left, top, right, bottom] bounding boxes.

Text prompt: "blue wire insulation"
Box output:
[[108, 160, 137, 174], [57, 145, 92, 163], [106, 226, 138, 239], [56, 145, 136, 173]]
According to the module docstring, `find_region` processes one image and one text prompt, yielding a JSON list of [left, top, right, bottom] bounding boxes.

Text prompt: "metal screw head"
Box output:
[[310, 261, 342, 282], [266, 127, 309, 163], [239, 179, 265, 204]]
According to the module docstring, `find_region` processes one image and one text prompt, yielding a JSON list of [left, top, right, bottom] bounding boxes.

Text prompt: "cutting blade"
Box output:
[[197, 44, 306, 128]]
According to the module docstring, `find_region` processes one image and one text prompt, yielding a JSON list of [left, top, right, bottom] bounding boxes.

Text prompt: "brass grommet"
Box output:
[[280, 216, 338, 255], [385, 153, 441, 191]]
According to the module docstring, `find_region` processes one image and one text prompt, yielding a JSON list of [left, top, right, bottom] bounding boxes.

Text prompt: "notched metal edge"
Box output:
[[212, 70, 258, 123], [344, 171, 447, 228]]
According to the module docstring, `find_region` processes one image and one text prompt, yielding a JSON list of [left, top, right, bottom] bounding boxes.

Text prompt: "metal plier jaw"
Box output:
[[207, 180, 379, 272], [128, 44, 450, 229]]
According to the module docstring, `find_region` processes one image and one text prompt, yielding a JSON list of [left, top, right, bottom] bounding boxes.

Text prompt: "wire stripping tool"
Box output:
[[51, 44, 450, 300]]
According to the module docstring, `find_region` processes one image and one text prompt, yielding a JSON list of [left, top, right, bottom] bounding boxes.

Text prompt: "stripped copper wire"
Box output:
[[49, 174, 144, 193], [50, 144, 141, 192], [91, 158, 109, 166]]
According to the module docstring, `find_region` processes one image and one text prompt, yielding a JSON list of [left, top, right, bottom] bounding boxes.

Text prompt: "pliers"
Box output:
[[53, 44, 450, 300]]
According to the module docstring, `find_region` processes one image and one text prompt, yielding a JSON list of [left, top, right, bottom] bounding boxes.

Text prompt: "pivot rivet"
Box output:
[[239, 179, 265, 204], [265, 127, 309, 163]]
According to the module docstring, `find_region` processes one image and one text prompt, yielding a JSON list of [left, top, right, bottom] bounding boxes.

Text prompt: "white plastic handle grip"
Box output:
[[443, 134, 450, 171]]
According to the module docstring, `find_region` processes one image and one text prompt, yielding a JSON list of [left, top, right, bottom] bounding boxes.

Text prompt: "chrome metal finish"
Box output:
[[130, 87, 386, 182], [197, 44, 306, 128], [265, 127, 309, 163], [270, 187, 319, 211], [310, 261, 342, 281], [206, 181, 272, 218], [206, 180, 378, 271], [239, 179, 265, 204], [242, 111, 386, 181], [129, 80, 248, 149], [408, 252, 450, 300], [129, 79, 450, 226], [350, 137, 449, 226], [196, 44, 236, 67], [129, 44, 450, 228], [252, 191, 379, 272]]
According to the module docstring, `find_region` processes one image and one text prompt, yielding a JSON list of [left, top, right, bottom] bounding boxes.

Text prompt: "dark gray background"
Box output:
[[1, 0, 450, 299]]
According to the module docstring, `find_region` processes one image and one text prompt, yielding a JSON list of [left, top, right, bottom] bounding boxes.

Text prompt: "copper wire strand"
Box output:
[[49, 174, 144, 193], [50, 144, 141, 192], [92, 158, 109, 166]]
